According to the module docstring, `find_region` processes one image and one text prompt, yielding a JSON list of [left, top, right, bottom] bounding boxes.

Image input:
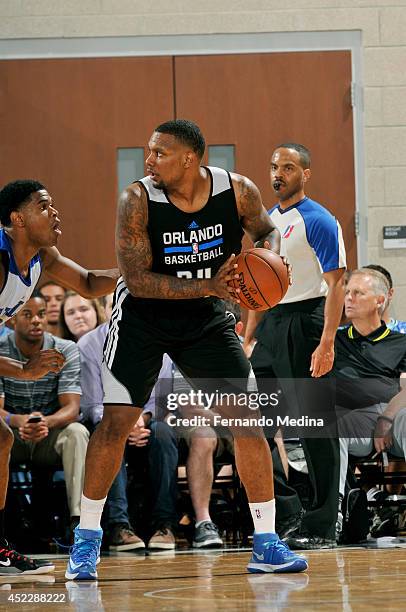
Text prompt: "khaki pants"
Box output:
[[10, 422, 89, 517], [338, 404, 406, 497]]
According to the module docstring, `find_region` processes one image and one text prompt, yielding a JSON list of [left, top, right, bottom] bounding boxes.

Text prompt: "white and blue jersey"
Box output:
[[268, 197, 346, 304], [0, 228, 42, 324]]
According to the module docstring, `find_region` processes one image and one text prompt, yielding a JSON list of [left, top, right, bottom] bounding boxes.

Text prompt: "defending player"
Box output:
[[0, 179, 118, 575]]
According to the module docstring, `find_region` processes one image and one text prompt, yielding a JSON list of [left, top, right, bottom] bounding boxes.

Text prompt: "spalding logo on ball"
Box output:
[[228, 248, 289, 311]]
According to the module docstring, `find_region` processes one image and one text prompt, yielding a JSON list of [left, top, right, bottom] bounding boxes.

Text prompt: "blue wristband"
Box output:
[[4, 413, 11, 426]]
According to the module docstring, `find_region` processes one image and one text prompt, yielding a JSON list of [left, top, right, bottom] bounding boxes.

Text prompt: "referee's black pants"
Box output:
[[251, 297, 339, 540]]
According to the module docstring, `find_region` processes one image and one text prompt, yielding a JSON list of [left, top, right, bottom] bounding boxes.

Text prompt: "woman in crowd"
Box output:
[[60, 291, 105, 342]]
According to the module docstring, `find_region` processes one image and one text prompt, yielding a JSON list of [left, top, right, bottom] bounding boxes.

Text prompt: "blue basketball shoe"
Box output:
[[247, 532, 308, 573], [65, 528, 102, 580]]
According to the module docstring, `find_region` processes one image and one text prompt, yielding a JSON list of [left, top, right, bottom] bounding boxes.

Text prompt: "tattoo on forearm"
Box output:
[[132, 273, 208, 300], [116, 190, 152, 273]]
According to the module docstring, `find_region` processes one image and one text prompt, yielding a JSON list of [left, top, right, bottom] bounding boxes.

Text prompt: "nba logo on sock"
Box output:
[[192, 243, 199, 253], [255, 509, 262, 519]]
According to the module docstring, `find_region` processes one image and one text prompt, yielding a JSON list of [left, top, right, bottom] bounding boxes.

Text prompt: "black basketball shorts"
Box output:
[[102, 293, 251, 408]]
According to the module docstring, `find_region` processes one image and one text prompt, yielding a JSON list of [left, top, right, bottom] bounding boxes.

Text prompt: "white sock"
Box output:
[[79, 494, 107, 530], [249, 499, 276, 534]]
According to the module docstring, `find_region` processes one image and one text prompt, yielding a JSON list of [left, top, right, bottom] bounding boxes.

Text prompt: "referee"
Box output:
[[247, 143, 346, 549]]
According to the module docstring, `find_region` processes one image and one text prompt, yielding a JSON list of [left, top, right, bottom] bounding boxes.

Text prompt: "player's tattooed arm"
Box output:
[[232, 174, 281, 253], [116, 185, 239, 301]]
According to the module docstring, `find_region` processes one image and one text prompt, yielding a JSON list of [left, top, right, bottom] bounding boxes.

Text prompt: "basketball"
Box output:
[[229, 248, 289, 311]]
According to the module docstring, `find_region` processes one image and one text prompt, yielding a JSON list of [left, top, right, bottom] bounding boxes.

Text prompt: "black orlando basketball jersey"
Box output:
[[139, 166, 243, 280], [124, 166, 243, 314]]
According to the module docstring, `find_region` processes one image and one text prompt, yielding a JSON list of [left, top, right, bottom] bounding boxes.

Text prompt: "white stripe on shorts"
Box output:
[[102, 361, 133, 405], [104, 280, 129, 368]]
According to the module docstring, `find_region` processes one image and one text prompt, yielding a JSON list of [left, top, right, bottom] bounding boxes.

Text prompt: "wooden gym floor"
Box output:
[[0, 545, 406, 611]]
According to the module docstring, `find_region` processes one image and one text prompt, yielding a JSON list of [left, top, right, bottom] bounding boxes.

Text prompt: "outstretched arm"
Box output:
[[40, 248, 119, 298], [116, 183, 238, 301], [0, 350, 65, 380]]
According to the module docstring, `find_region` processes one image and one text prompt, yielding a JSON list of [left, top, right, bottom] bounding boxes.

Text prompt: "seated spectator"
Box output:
[[0, 324, 12, 339], [172, 303, 246, 548], [362, 264, 406, 495], [39, 281, 67, 338], [173, 364, 224, 548], [60, 291, 105, 342], [126, 363, 179, 550], [335, 269, 406, 536], [363, 264, 406, 333], [0, 292, 89, 542], [77, 294, 114, 427], [78, 302, 178, 550]]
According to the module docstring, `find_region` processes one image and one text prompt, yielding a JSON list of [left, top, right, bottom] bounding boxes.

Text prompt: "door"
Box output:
[[0, 56, 174, 267], [1, 51, 356, 269], [175, 51, 356, 268]]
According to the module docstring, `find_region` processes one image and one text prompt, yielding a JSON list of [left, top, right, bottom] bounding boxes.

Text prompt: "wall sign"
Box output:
[[383, 226, 406, 249]]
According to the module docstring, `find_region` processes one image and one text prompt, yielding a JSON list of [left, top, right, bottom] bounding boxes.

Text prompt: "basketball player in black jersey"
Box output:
[[67, 120, 308, 579]]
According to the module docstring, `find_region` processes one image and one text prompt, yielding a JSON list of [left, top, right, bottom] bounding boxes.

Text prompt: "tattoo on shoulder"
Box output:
[[236, 175, 261, 216], [116, 185, 152, 272], [231, 174, 276, 244]]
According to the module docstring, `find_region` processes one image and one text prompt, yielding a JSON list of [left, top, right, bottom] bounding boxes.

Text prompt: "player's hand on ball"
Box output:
[[209, 254, 241, 303], [282, 257, 292, 286]]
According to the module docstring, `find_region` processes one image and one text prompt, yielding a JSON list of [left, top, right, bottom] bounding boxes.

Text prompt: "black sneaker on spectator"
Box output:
[[284, 530, 337, 550], [108, 524, 145, 552], [192, 521, 223, 548], [370, 508, 399, 538], [0, 540, 55, 575], [277, 509, 305, 541], [336, 510, 343, 542], [148, 526, 176, 550]]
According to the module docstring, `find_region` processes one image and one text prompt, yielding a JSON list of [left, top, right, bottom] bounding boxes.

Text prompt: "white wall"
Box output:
[[1, 0, 406, 317]]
